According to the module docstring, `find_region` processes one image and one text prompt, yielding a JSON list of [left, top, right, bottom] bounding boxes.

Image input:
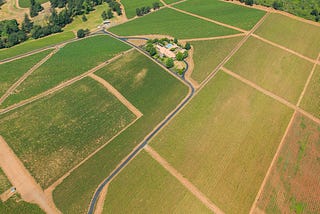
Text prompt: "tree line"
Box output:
[[136, 2, 160, 16], [0, 0, 122, 49]]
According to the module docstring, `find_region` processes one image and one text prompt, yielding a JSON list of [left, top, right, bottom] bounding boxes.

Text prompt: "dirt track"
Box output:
[[183, 46, 200, 89], [221, 67, 320, 124], [181, 33, 245, 42], [0, 49, 134, 115], [89, 73, 143, 118], [145, 145, 225, 214], [0, 136, 60, 214], [0, 48, 59, 105]]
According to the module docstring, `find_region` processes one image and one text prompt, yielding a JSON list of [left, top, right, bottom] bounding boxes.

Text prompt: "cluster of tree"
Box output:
[[101, 9, 113, 20], [145, 43, 157, 56], [77, 28, 89, 38], [0, 19, 28, 48], [30, 0, 44, 17], [176, 51, 188, 61], [253, 0, 319, 22], [136, 2, 160, 16], [49, 0, 67, 8], [310, 9, 320, 22], [105, 0, 122, 16]]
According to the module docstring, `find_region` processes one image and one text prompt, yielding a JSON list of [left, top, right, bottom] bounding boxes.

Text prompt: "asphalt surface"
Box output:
[[87, 31, 195, 214]]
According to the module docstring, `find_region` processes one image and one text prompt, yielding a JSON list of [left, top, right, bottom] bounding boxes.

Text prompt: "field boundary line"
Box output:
[[180, 33, 245, 42], [0, 48, 59, 106], [0, 136, 61, 214], [167, 4, 247, 33], [252, 34, 318, 63], [145, 145, 225, 214], [89, 73, 143, 118], [221, 67, 320, 124], [297, 53, 320, 106], [249, 111, 297, 213], [44, 117, 140, 200], [0, 48, 134, 115], [197, 11, 270, 88]]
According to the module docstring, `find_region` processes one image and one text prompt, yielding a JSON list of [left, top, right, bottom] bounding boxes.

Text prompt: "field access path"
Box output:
[[0, 136, 61, 214], [87, 9, 271, 213]]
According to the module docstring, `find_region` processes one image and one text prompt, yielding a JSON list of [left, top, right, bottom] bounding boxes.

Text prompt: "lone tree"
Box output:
[[244, 0, 253, 6], [185, 42, 191, 50], [107, 9, 113, 19], [82, 14, 87, 22], [173, 37, 178, 44], [77, 28, 89, 38], [22, 14, 33, 33], [166, 58, 174, 68]]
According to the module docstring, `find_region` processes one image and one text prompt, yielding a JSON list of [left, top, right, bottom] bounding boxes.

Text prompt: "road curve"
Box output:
[[87, 31, 195, 214]]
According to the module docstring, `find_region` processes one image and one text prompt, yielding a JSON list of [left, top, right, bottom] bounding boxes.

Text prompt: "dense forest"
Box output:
[[0, 0, 120, 49]]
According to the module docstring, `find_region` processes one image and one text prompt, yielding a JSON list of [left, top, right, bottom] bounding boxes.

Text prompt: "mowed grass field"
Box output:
[[190, 36, 243, 83], [103, 151, 211, 213], [64, 3, 109, 31], [109, 8, 239, 39], [0, 31, 75, 61], [1, 35, 130, 108], [300, 66, 320, 117], [121, 0, 163, 19], [0, 77, 136, 188], [53, 50, 188, 214], [0, 50, 52, 98], [257, 113, 320, 213], [255, 13, 320, 59], [0, 169, 44, 214], [151, 71, 293, 214], [225, 37, 313, 103], [175, 0, 266, 30]]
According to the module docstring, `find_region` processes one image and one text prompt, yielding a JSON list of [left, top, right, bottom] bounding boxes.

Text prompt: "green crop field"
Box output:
[[109, 8, 239, 39], [0, 77, 136, 188], [0, 169, 44, 214], [151, 71, 292, 214], [52, 50, 188, 214], [103, 151, 211, 213], [175, 0, 266, 30], [121, 0, 163, 19], [257, 113, 320, 213], [190, 36, 242, 83], [1, 35, 130, 108], [0, 50, 52, 98], [0, 31, 75, 61], [225, 37, 313, 103], [19, 0, 48, 8], [163, 0, 181, 4], [255, 13, 320, 59], [300, 66, 320, 117]]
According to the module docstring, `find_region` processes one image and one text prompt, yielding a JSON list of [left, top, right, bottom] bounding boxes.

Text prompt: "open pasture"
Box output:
[[300, 66, 320, 117], [255, 13, 320, 59], [109, 8, 239, 39], [0, 31, 75, 61], [121, 0, 163, 19], [151, 71, 292, 214], [256, 113, 320, 214], [52, 50, 188, 214], [190, 36, 242, 83], [0, 77, 136, 188], [103, 151, 211, 213], [1, 35, 130, 108], [225, 37, 313, 103], [0, 50, 52, 98], [175, 0, 266, 30]]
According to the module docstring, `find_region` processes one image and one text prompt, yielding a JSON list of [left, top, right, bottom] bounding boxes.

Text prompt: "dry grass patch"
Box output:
[[255, 13, 320, 59], [225, 37, 313, 103], [256, 113, 320, 214]]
